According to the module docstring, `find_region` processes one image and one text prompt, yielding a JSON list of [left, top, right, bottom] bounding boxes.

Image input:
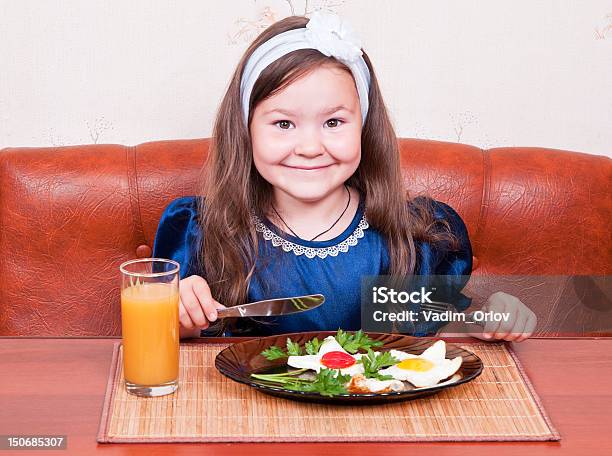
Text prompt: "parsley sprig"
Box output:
[[253, 369, 350, 397], [335, 329, 383, 354], [261, 337, 303, 360], [285, 369, 351, 397], [286, 338, 302, 356], [305, 337, 322, 355], [261, 345, 287, 361], [357, 349, 399, 380], [251, 368, 309, 384]]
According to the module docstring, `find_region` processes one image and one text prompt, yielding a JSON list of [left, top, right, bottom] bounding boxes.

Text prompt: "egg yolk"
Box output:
[[397, 358, 434, 372], [320, 351, 356, 369]]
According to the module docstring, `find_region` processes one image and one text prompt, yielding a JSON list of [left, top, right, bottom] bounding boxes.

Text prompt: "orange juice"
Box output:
[[121, 282, 179, 385]]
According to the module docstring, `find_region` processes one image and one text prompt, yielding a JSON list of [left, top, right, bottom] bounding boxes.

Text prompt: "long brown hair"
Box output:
[[196, 15, 458, 313]]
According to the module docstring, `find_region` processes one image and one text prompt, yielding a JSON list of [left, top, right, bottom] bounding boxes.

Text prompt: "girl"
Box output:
[[153, 12, 536, 342]]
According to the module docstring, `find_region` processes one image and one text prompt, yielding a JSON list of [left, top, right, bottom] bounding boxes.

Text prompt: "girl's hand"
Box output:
[[179, 275, 226, 335], [469, 291, 537, 342]]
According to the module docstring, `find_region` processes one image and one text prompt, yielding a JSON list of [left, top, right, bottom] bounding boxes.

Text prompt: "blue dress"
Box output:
[[152, 195, 473, 337]]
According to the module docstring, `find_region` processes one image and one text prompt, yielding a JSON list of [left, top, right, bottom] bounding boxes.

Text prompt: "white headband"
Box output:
[[240, 12, 371, 126]]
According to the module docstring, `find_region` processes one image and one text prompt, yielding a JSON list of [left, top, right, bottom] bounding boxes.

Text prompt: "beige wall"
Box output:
[[1, 0, 611, 157]]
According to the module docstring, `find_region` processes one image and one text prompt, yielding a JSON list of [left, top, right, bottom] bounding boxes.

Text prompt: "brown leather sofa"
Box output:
[[1, 138, 610, 336]]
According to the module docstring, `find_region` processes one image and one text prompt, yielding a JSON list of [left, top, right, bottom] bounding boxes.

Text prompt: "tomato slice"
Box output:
[[320, 351, 356, 369]]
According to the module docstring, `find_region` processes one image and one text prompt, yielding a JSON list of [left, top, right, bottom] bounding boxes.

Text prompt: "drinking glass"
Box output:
[[119, 258, 180, 397]]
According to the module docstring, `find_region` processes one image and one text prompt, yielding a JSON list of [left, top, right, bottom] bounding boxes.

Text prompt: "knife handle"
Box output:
[[216, 306, 247, 319]]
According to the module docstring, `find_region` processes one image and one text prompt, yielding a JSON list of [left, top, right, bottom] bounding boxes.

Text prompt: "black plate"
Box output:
[[215, 331, 484, 404]]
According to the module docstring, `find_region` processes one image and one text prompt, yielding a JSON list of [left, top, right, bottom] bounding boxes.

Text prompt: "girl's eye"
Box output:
[[274, 119, 343, 129], [275, 120, 293, 130], [326, 119, 343, 128]]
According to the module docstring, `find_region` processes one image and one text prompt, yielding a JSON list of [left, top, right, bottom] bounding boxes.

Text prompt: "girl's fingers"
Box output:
[[481, 297, 506, 339], [516, 312, 537, 342], [178, 297, 198, 329], [503, 311, 528, 342], [481, 318, 500, 339], [191, 277, 219, 322], [180, 290, 209, 329], [493, 307, 517, 340], [492, 297, 521, 340]]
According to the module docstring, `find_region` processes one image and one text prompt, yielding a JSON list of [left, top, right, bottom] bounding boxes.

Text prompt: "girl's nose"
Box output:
[[295, 133, 325, 158]]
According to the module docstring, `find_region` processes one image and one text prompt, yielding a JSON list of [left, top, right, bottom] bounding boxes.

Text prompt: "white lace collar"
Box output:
[[251, 214, 370, 259]]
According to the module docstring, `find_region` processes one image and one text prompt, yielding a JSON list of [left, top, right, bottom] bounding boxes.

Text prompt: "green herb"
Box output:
[[284, 369, 351, 397], [335, 328, 350, 347], [305, 337, 322, 355], [251, 368, 309, 384], [251, 368, 350, 397], [358, 349, 399, 380], [261, 345, 287, 361], [286, 338, 302, 356], [335, 329, 384, 354]]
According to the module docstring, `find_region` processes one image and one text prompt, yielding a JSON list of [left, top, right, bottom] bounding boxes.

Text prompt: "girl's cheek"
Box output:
[[251, 128, 293, 163], [327, 132, 361, 161], [263, 138, 295, 163]]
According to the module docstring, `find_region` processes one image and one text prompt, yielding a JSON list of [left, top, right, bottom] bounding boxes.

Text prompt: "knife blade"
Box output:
[[216, 294, 325, 318]]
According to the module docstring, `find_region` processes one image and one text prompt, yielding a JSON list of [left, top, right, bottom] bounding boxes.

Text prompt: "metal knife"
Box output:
[[216, 294, 325, 318]]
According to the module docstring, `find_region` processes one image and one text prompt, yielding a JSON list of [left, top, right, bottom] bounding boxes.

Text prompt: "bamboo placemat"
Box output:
[[97, 342, 560, 443]]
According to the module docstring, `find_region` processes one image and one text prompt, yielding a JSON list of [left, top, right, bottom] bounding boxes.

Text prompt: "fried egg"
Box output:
[[378, 340, 462, 388], [287, 335, 365, 376], [347, 374, 406, 394]]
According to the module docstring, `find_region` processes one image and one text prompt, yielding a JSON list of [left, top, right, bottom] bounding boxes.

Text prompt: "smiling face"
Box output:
[[249, 64, 362, 203]]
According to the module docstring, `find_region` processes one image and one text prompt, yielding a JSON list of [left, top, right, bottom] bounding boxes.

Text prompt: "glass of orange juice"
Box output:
[[119, 258, 180, 397]]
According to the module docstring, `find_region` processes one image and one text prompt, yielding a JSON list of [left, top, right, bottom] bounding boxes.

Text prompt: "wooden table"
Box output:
[[1, 337, 611, 455]]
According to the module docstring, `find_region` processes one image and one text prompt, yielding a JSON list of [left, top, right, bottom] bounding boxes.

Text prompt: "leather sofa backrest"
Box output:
[[1, 138, 609, 335]]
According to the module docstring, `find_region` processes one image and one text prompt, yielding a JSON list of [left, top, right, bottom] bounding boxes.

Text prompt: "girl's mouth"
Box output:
[[283, 164, 333, 171]]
